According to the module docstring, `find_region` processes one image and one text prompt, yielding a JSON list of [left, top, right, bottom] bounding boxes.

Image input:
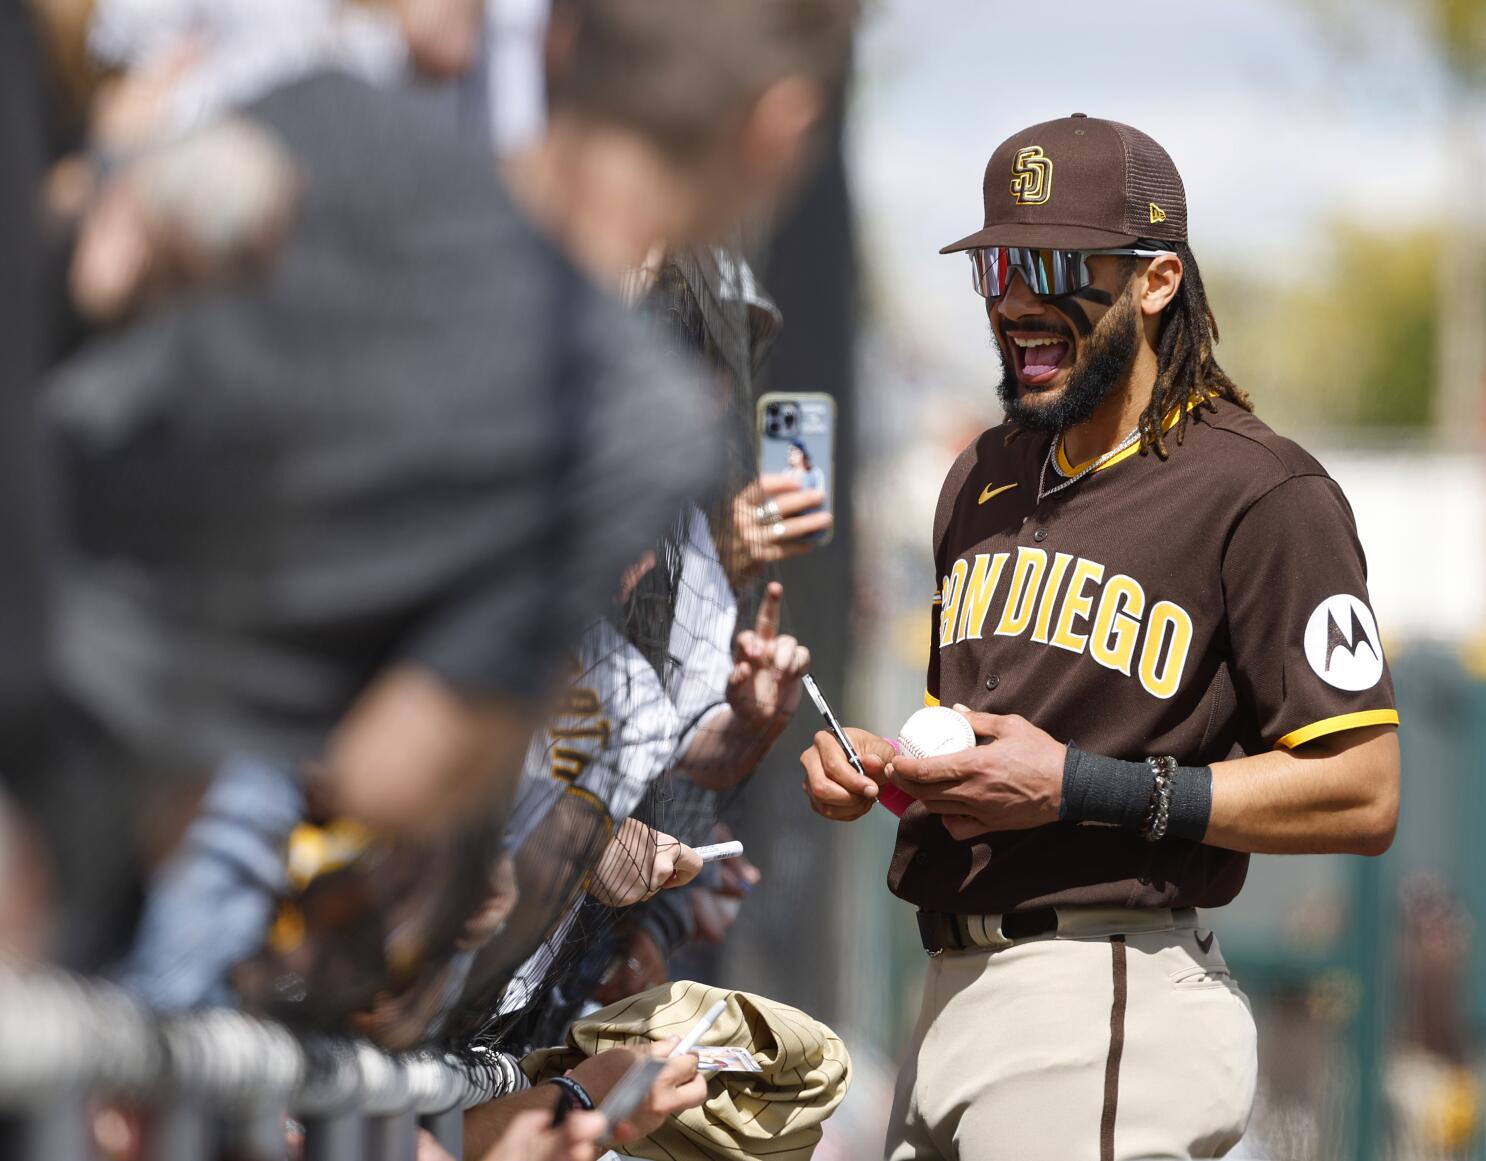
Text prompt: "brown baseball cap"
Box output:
[[940, 113, 1188, 253]]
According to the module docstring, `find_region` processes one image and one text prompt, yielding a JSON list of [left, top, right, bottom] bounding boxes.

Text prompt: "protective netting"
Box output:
[[312, 245, 778, 1060], [433, 246, 780, 1056]]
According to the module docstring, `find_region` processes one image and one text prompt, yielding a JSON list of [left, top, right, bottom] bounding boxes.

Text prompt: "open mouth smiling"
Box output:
[[1006, 329, 1074, 388]]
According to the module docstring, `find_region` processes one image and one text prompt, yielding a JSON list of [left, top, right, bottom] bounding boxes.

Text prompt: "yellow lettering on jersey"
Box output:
[[940, 547, 1197, 702], [1031, 552, 1075, 644], [548, 684, 610, 782], [994, 546, 1048, 639], [1139, 600, 1194, 699], [559, 688, 602, 716], [1050, 557, 1106, 654], [1089, 574, 1146, 676], [550, 719, 613, 749], [957, 552, 1009, 642], [551, 747, 591, 783], [940, 559, 969, 648]]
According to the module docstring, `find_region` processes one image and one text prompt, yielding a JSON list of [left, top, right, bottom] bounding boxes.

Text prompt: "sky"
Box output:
[[847, 0, 1471, 392]]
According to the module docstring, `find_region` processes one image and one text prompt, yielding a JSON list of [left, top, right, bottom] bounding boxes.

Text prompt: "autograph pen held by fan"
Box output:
[[695, 840, 744, 863], [670, 999, 729, 1057]]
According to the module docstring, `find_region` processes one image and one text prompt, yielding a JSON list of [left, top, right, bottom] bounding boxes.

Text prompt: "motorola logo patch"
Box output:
[[1304, 594, 1384, 691]]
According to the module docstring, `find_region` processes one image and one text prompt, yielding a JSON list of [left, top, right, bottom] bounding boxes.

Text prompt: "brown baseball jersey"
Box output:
[[887, 397, 1399, 915]]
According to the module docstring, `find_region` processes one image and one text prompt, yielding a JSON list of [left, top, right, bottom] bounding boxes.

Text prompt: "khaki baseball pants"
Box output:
[[885, 909, 1257, 1161]]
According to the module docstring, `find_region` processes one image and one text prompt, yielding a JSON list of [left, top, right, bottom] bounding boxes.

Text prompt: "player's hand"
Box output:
[[725, 475, 832, 581], [728, 582, 811, 734], [800, 727, 896, 822], [471, 1107, 607, 1161], [885, 706, 1065, 838], [588, 820, 702, 907], [569, 1040, 709, 1145]]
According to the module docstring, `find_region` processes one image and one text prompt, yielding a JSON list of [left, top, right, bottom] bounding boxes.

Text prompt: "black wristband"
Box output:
[[1167, 761, 1213, 842], [1061, 742, 1149, 830], [548, 1074, 595, 1112], [1061, 742, 1212, 841]]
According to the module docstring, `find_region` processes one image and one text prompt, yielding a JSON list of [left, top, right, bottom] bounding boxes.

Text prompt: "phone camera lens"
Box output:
[[762, 401, 801, 440]]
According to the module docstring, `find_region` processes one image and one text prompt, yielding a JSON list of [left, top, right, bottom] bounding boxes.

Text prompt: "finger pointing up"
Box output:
[[755, 580, 783, 642]]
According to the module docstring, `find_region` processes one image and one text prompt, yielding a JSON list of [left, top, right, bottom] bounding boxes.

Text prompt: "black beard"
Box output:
[[993, 289, 1141, 433]]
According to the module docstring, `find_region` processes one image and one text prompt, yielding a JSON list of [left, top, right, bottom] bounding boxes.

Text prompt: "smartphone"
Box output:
[[756, 392, 836, 546], [596, 1057, 666, 1130]]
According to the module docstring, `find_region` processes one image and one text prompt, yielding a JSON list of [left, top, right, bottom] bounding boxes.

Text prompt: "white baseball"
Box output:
[[897, 706, 976, 759]]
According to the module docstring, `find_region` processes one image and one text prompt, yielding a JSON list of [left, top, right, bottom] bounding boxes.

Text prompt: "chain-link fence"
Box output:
[[0, 966, 526, 1161]]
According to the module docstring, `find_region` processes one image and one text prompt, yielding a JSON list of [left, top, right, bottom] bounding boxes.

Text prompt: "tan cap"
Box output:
[[941, 113, 1188, 253]]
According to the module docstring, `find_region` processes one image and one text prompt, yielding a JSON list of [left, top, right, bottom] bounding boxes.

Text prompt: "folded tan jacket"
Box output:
[[522, 980, 851, 1161]]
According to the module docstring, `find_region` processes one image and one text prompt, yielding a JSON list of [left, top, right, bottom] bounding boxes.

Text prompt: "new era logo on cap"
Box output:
[[941, 114, 1188, 254]]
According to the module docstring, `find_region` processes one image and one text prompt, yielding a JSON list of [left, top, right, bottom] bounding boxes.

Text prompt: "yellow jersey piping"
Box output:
[[1276, 709, 1399, 750], [1056, 394, 1211, 478]]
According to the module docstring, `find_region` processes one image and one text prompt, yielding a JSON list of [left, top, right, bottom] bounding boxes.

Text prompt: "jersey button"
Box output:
[[1032, 528, 1048, 542], [985, 675, 1000, 691]]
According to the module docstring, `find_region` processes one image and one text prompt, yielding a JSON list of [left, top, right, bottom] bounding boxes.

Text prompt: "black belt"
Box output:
[[916, 907, 1059, 955]]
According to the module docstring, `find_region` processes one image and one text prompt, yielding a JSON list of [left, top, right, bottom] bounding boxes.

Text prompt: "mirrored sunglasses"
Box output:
[[967, 247, 1170, 299]]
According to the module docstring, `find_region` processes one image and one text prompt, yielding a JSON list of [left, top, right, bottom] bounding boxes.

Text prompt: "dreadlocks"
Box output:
[[1137, 242, 1253, 459]]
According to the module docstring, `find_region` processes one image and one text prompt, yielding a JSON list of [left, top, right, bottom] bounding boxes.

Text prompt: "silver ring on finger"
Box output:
[[771, 520, 787, 538], [755, 499, 783, 525]]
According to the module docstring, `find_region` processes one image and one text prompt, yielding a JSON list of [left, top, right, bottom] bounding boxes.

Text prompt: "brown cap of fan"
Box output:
[[940, 113, 1188, 253]]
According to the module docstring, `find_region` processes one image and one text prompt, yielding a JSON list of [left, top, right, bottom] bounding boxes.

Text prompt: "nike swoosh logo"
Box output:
[[1196, 930, 1215, 955], [978, 482, 1019, 505]]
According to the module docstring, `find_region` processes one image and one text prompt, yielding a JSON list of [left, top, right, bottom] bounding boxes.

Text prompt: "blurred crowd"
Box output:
[[0, 1, 859, 1158]]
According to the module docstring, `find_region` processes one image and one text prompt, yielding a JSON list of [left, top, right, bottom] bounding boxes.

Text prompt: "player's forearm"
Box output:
[[1203, 726, 1399, 855]]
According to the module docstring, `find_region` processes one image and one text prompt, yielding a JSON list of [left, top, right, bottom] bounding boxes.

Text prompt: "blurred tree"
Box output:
[[1211, 227, 1438, 432], [1429, 0, 1486, 81], [1418, 0, 1486, 443], [1326, 228, 1439, 430], [1306, 0, 1486, 84], [1302, 0, 1486, 441]]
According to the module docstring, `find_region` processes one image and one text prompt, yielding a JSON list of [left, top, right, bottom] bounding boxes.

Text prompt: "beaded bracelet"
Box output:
[[1140, 755, 1176, 842]]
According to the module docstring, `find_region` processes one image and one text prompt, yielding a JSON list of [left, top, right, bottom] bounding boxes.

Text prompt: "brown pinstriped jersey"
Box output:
[[888, 398, 1398, 915]]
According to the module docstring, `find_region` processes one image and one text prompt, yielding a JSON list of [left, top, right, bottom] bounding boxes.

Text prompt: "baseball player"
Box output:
[[801, 114, 1401, 1160]]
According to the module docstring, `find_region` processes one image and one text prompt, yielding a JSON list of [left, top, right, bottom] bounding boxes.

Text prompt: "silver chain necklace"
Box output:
[[1036, 425, 1141, 504]]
